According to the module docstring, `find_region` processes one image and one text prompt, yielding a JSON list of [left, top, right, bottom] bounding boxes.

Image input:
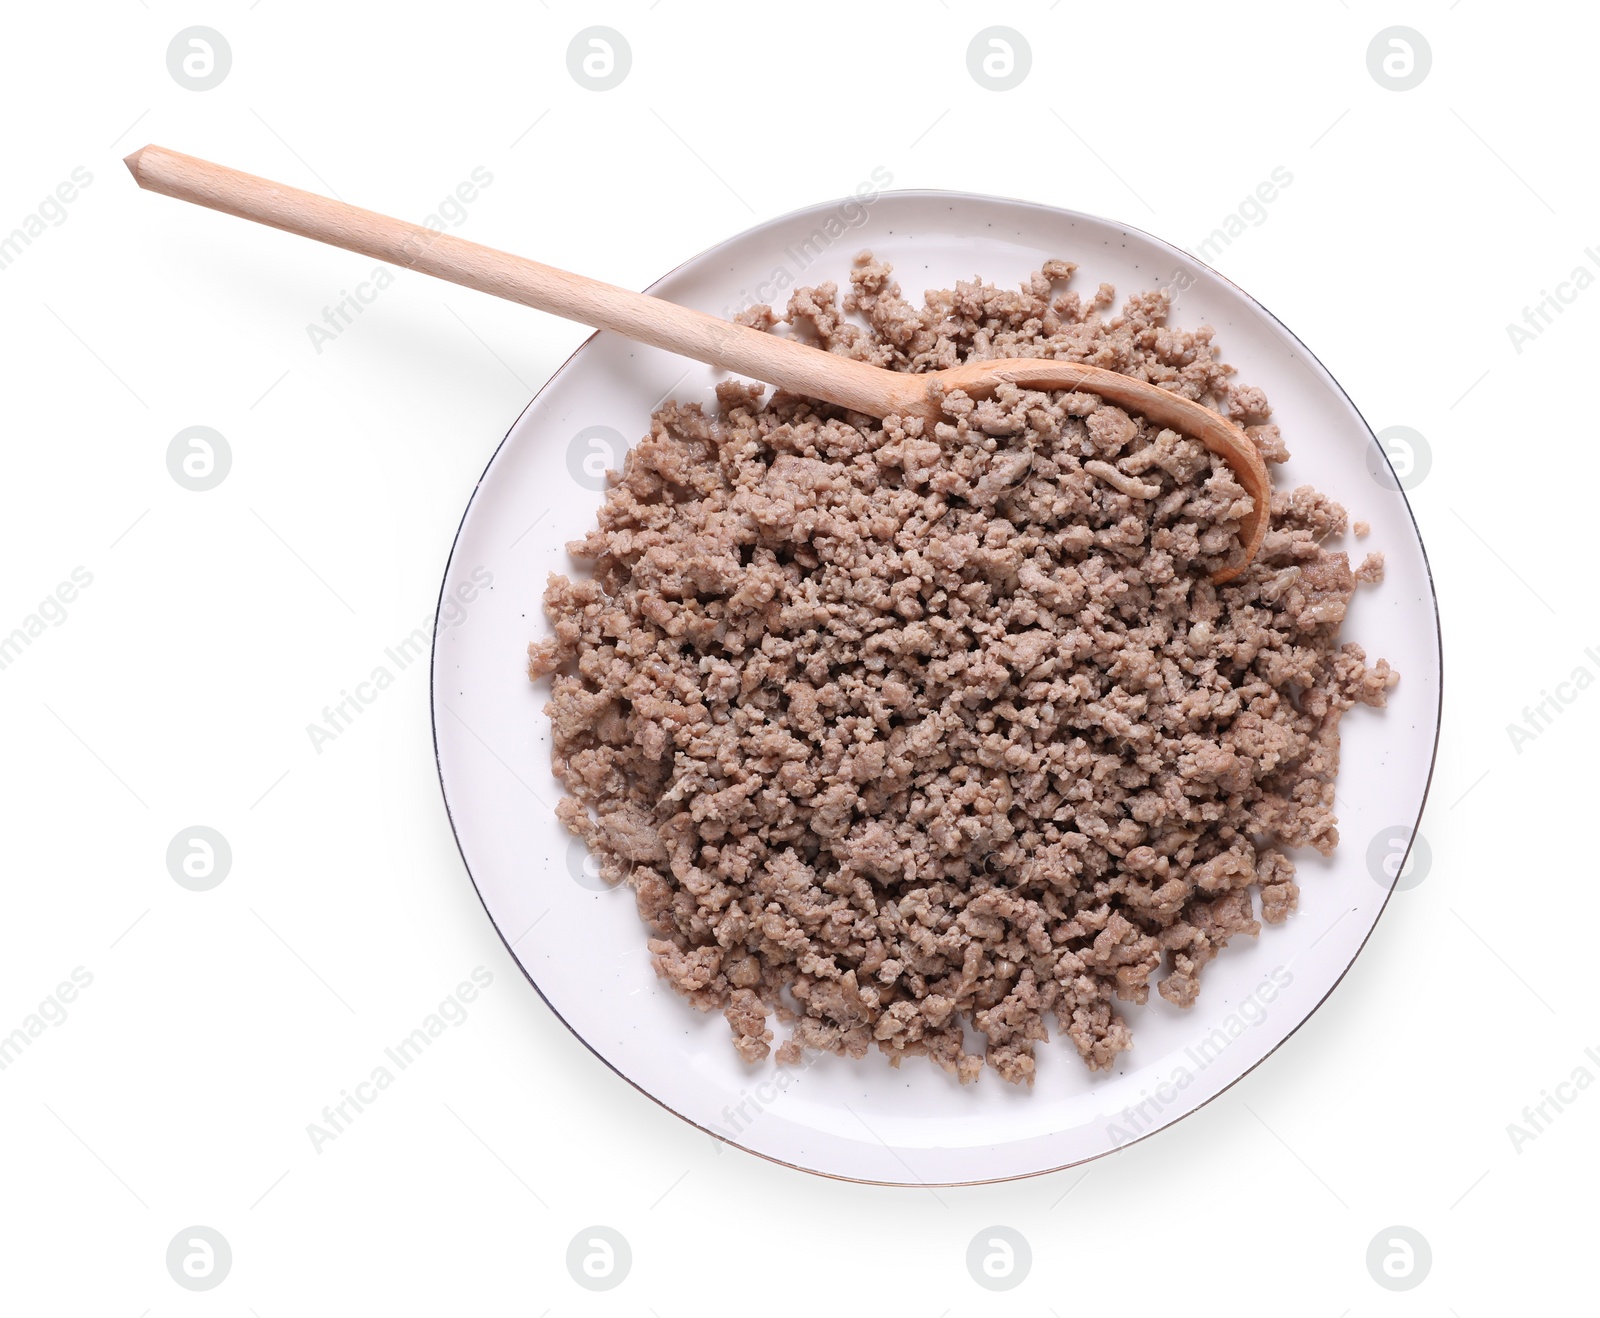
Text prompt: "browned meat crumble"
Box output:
[[527, 253, 1397, 1084]]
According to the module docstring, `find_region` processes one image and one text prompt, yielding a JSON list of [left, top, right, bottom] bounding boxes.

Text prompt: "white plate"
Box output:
[[431, 192, 1442, 1185]]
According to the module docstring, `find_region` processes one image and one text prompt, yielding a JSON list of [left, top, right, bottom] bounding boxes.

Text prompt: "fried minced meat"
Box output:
[[528, 253, 1396, 1084]]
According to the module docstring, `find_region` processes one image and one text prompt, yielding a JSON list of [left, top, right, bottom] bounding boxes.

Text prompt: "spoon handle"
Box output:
[[124, 145, 908, 417]]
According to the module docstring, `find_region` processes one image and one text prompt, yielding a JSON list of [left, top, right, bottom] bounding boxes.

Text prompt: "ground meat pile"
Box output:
[[527, 252, 1397, 1085]]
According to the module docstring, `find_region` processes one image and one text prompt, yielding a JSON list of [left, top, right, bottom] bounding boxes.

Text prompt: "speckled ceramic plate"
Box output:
[[431, 191, 1442, 1185]]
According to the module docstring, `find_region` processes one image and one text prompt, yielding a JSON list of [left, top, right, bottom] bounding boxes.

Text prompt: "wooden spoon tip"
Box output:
[[122, 146, 152, 183]]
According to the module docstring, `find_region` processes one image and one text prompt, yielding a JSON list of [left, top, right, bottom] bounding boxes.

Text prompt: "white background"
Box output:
[[0, 1, 1591, 1312]]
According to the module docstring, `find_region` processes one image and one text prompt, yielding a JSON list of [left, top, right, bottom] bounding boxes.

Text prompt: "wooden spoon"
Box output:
[[125, 145, 1270, 581]]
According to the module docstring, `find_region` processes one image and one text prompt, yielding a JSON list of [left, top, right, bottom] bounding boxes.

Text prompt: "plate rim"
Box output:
[[429, 187, 1445, 1186]]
